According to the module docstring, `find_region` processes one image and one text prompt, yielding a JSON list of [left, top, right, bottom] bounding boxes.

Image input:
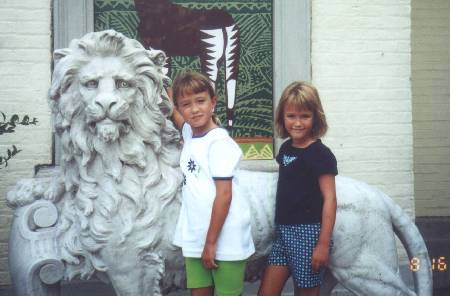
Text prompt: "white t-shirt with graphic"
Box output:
[[173, 124, 255, 261]]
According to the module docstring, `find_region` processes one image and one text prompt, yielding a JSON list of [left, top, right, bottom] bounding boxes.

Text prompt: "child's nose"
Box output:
[[191, 104, 200, 112]]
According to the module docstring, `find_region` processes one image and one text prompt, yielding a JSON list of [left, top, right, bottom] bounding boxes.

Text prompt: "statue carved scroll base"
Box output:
[[8, 177, 63, 296], [6, 30, 432, 296]]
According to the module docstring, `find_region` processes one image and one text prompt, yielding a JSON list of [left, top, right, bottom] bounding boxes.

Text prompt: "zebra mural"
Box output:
[[135, 0, 240, 128]]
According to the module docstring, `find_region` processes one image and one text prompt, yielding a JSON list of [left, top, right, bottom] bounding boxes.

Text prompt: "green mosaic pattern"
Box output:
[[95, 0, 273, 140], [240, 142, 273, 160]]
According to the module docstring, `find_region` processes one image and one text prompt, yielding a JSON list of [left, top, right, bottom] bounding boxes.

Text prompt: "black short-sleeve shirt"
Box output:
[[275, 139, 338, 225]]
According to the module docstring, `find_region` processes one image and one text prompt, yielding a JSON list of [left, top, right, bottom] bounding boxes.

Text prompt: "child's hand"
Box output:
[[166, 87, 174, 103], [202, 242, 218, 269], [165, 87, 185, 130], [311, 243, 329, 273]]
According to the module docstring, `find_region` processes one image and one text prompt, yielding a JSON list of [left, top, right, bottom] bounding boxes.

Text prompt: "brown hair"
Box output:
[[275, 81, 328, 139], [172, 71, 220, 124]]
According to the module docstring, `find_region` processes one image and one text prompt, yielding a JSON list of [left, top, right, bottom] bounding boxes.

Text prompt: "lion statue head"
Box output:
[[47, 30, 184, 290]]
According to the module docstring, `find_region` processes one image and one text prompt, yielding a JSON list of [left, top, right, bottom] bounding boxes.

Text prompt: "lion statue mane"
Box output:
[[8, 30, 185, 295], [50, 30, 186, 294], [6, 30, 433, 296]]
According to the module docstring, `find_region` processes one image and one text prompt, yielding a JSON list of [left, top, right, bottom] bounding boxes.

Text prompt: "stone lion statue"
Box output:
[[6, 30, 432, 296]]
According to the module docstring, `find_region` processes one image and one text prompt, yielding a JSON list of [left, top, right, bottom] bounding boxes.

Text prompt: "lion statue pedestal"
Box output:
[[6, 30, 432, 296]]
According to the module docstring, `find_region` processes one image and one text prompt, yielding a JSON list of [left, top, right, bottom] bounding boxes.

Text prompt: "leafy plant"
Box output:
[[0, 112, 38, 169]]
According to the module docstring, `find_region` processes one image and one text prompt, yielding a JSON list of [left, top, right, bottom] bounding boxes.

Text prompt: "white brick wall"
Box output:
[[0, 0, 52, 285], [311, 0, 414, 262], [412, 0, 450, 217], [311, 0, 414, 216]]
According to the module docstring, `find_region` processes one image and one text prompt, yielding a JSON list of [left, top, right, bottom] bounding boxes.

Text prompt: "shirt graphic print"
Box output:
[[282, 155, 297, 167]]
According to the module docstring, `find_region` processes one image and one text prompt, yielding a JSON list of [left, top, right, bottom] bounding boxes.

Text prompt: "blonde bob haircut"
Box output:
[[275, 81, 328, 139]]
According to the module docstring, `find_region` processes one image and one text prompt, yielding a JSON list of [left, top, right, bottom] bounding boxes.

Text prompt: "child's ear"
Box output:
[[211, 96, 217, 107]]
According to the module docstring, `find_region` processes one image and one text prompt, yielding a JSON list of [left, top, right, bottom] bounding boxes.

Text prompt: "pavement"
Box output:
[[1, 265, 449, 295], [1, 282, 449, 295], [0, 279, 332, 296]]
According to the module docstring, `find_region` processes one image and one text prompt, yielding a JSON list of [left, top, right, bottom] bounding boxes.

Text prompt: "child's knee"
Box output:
[[294, 286, 320, 296]]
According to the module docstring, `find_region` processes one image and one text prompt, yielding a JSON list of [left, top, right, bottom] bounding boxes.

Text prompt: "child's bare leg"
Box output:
[[258, 265, 290, 296], [191, 287, 214, 296], [294, 286, 320, 296]]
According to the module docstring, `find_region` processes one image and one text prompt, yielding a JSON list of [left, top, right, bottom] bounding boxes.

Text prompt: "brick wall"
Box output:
[[412, 0, 450, 217], [0, 0, 52, 285], [311, 0, 414, 217]]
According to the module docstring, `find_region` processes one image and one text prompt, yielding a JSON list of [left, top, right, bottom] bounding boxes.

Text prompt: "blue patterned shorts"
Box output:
[[267, 223, 328, 288]]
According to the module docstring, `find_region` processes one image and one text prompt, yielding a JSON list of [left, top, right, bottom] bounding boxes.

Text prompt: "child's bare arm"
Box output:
[[166, 87, 185, 130], [202, 179, 233, 269], [312, 174, 337, 272]]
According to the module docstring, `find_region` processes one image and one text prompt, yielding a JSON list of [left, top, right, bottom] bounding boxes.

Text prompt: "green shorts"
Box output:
[[185, 257, 246, 296]]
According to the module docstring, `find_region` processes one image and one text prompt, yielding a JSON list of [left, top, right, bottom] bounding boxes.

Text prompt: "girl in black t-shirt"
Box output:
[[258, 81, 337, 296]]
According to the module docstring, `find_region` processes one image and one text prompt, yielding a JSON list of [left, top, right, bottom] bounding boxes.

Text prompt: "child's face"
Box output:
[[283, 104, 314, 147], [176, 90, 217, 135]]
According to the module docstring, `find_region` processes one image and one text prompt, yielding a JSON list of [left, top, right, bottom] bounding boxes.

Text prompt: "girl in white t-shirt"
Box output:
[[169, 71, 254, 296]]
